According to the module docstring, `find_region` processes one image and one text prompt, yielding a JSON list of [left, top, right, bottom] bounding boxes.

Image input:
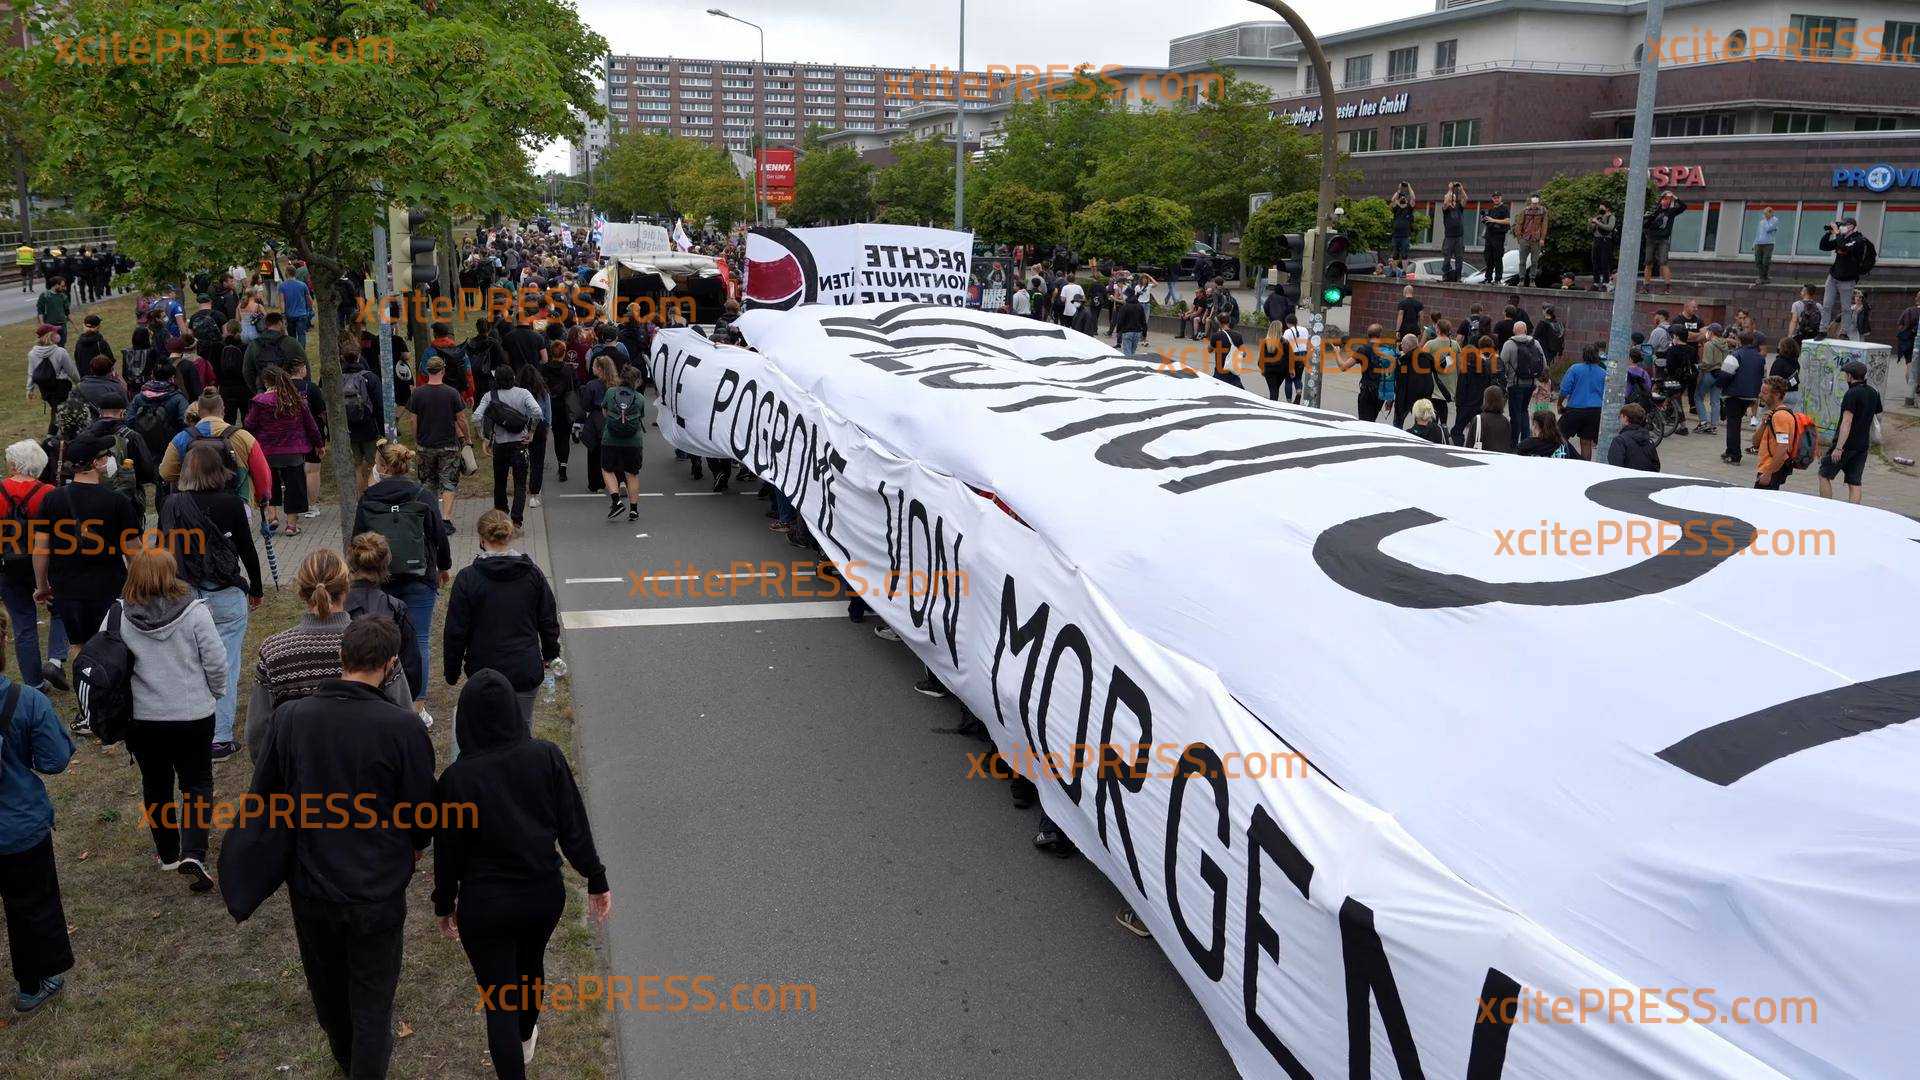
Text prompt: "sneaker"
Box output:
[[15, 974, 65, 1014], [523, 1023, 540, 1065], [1114, 908, 1153, 939], [690, 462, 705, 480], [710, 477, 728, 493], [156, 855, 183, 872], [178, 857, 215, 893], [557, 464, 568, 482], [874, 625, 901, 642], [300, 509, 322, 519], [1746, 417, 1760, 429], [1032, 829, 1073, 859], [913, 675, 952, 699], [606, 499, 625, 520], [41, 661, 68, 692], [209, 741, 238, 763], [1672, 425, 1689, 436], [417, 708, 434, 731], [769, 521, 792, 533], [529, 495, 542, 508], [1906, 397, 1917, 408], [69, 716, 91, 737], [627, 504, 639, 522]]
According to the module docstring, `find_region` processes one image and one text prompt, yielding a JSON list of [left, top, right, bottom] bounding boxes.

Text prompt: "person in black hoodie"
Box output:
[[219, 617, 434, 1080], [217, 321, 250, 425], [72, 314, 112, 374], [443, 510, 559, 728], [433, 670, 610, 1078]]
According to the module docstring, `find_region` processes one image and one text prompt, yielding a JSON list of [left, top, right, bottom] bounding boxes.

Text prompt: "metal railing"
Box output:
[[0, 225, 115, 249]]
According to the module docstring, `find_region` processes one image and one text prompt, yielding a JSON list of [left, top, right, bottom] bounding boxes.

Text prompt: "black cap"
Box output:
[[1842, 359, 1869, 379], [96, 391, 128, 411], [66, 435, 114, 464]]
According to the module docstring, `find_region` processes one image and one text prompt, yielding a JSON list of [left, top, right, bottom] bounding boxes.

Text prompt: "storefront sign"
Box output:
[[1603, 157, 1708, 187], [1833, 164, 1920, 192], [1279, 91, 1410, 127]]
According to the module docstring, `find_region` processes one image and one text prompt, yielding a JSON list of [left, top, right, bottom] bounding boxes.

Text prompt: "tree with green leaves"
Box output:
[[872, 137, 953, 226], [1537, 169, 1647, 279], [971, 83, 1121, 217], [969, 183, 1065, 253], [14, 0, 604, 544], [787, 145, 873, 226], [1067, 196, 1192, 270], [1241, 191, 1426, 267], [597, 132, 749, 228]]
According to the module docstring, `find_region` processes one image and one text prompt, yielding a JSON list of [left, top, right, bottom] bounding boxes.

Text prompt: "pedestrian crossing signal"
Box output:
[[1321, 231, 1352, 307]]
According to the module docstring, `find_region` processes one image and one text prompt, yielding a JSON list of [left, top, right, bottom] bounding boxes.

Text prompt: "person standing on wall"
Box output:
[[1440, 184, 1466, 283], [1642, 191, 1687, 287], [1515, 195, 1549, 288], [1751, 206, 1780, 285], [1589, 204, 1617, 288]]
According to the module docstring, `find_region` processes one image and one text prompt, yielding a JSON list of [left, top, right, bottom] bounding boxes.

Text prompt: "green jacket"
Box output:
[[35, 289, 68, 325], [241, 330, 308, 391]]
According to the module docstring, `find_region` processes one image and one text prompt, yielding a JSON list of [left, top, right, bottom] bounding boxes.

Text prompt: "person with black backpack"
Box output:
[[0, 610, 76, 1015], [596, 364, 646, 523], [345, 531, 424, 724], [353, 441, 452, 729], [32, 435, 140, 656], [241, 311, 307, 394], [125, 362, 191, 471], [0, 441, 69, 693], [475, 365, 540, 527], [217, 320, 250, 425], [159, 444, 262, 762], [26, 326, 80, 437], [1501, 322, 1548, 451], [1819, 216, 1875, 323]]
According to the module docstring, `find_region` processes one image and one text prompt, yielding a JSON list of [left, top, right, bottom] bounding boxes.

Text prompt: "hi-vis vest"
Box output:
[[15, 246, 33, 267]]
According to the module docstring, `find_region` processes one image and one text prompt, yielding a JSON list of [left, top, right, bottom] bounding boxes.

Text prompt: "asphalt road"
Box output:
[[544, 437, 1238, 1079]]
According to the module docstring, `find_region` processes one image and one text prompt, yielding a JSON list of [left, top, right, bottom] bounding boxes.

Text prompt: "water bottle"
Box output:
[[550, 656, 568, 680], [541, 670, 558, 704]]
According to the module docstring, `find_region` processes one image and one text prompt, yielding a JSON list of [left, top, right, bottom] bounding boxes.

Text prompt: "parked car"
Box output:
[[1145, 242, 1242, 282], [1405, 249, 1522, 284]]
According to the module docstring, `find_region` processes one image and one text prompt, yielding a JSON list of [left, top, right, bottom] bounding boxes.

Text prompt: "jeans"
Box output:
[[0, 578, 67, 689], [1441, 235, 1464, 280], [290, 894, 406, 1080], [1508, 393, 1530, 451], [0, 836, 72, 995], [491, 442, 529, 525], [287, 314, 312, 344], [1694, 374, 1722, 428], [195, 586, 248, 744], [1119, 331, 1142, 356], [1723, 397, 1752, 461], [1517, 238, 1543, 286], [771, 487, 797, 527], [1822, 276, 1853, 329], [1482, 242, 1505, 283], [387, 579, 437, 702], [526, 423, 547, 496], [457, 880, 565, 1080], [126, 716, 215, 865], [1753, 243, 1774, 282]]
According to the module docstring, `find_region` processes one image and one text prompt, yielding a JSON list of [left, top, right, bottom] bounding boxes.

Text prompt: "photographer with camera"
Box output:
[[1818, 217, 1875, 326]]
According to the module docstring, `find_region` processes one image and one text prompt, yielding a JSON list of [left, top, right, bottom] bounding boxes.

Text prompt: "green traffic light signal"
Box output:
[[1323, 285, 1345, 305]]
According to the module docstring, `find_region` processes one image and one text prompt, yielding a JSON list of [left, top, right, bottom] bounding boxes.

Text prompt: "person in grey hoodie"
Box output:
[[27, 327, 81, 435], [117, 546, 228, 893]]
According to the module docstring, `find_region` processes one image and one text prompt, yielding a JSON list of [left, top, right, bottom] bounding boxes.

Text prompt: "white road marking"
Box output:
[[564, 568, 817, 586], [562, 600, 849, 629], [564, 577, 627, 584]]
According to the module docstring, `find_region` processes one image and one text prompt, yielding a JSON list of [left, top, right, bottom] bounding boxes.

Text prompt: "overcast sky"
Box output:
[[534, 0, 1431, 170]]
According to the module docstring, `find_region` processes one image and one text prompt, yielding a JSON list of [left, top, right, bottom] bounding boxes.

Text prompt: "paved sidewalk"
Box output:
[[255, 489, 553, 588]]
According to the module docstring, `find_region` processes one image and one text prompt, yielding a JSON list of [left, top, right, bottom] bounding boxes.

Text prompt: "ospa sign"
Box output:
[[1833, 164, 1920, 192]]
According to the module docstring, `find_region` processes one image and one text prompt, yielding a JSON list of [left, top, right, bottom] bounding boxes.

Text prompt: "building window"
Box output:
[[1342, 128, 1378, 153], [1724, 28, 1749, 57], [1439, 118, 1480, 146], [1788, 14, 1857, 58], [1795, 203, 1852, 255], [1387, 47, 1418, 81], [1652, 113, 1734, 137], [1343, 55, 1372, 88], [1885, 21, 1920, 62], [1304, 65, 1318, 93], [1434, 39, 1457, 75], [1389, 123, 1427, 149], [1739, 206, 1800, 253], [1771, 111, 1827, 133], [1856, 115, 1900, 130], [1881, 207, 1920, 259]]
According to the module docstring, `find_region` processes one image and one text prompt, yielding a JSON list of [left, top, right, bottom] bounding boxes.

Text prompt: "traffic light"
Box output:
[[1320, 229, 1351, 307], [387, 206, 438, 291], [1279, 232, 1305, 280]]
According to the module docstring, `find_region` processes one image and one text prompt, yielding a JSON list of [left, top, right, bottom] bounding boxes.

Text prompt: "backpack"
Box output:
[[72, 602, 135, 745], [184, 423, 248, 496], [122, 346, 155, 386], [343, 370, 373, 424], [128, 394, 183, 457], [102, 430, 142, 512], [159, 490, 241, 590], [0, 481, 47, 575], [1856, 235, 1877, 277], [30, 349, 58, 383], [485, 393, 529, 435], [0, 682, 21, 768], [219, 341, 247, 387], [358, 493, 431, 578], [1794, 301, 1825, 342], [1537, 320, 1564, 359], [188, 308, 222, 344], [603, 385, 644, 439], [1776, 408, 1820, 469]]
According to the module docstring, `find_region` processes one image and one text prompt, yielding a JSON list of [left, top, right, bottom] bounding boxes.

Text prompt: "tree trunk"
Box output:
[[303, 269, 362, 550]]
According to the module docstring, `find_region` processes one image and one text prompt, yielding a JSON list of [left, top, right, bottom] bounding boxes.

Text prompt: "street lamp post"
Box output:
[[1597, 0, 1668, 461], [954, 0, 966, 230], [708, 9, 767, 226], [1243, 0, 1341, 408]]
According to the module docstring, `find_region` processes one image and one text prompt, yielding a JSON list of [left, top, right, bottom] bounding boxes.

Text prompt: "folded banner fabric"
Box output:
[[646, 304, 1918, 1079], [743, 224, 972, 311]]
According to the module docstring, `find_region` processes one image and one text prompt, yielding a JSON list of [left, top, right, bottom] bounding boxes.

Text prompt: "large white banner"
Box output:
[[742, 224, 972, 311], [647, 306, 1919, 1079], [599, 221, 672, 256]]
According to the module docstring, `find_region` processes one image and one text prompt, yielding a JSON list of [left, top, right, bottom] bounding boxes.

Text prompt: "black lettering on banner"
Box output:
[[752, 390, 778, 473], [1244, 805, 1315, 1079], [1165, 442, 1490, 494], [1312, 476, 1757, 608], [765, 400, 796, 483], [806, 437, 847, 544], [1094, 668, 1152, 892], [1165, 743, 1229, 982], [1341, 897, 1424, 1079], [879, 483, 965, 666], [1657, 668, 1920, 784], [989, 575, 1049, 737], [656, 344, 703, 433], [1033, 624, 1096, 802], [1468, 969, 1523, 1079], [708, 369, 740, 444]]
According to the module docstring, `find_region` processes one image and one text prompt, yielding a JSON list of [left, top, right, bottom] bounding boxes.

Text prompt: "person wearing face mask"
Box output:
[[1642, 191, 1687, 285], [1819, 217, 1873, 325], [1516, 195, 1549, 288]]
